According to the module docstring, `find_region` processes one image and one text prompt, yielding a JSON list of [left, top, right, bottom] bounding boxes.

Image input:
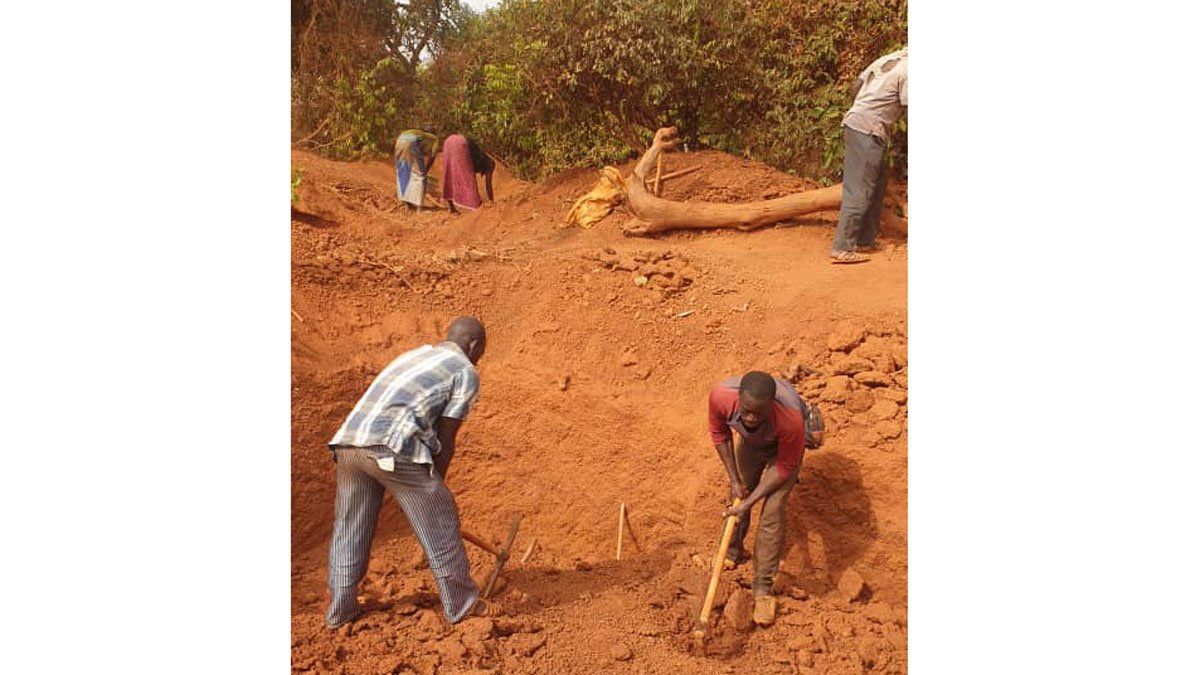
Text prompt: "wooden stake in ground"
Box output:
[[694, 498, 742, 649], [617, 501, 626, 561]]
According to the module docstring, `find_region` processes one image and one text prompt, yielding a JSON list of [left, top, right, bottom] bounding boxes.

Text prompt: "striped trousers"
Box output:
[[326, 446, 479, 627]]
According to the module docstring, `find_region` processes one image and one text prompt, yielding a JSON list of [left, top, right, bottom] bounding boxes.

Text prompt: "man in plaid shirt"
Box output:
[[324, 316, 497, 628]]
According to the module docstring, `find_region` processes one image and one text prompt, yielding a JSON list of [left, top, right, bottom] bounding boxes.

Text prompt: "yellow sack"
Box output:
[[564, 167, 627, 229]]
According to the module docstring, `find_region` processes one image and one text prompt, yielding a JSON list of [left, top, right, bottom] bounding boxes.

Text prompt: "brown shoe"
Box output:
[[753, 595, 777, 627]]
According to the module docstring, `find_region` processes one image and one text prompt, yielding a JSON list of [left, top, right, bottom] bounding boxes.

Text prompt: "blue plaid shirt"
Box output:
[[329, 342, 480, 466]]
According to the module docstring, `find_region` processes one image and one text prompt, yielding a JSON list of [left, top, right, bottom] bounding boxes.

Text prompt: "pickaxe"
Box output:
[[461, 514, 523, 599]]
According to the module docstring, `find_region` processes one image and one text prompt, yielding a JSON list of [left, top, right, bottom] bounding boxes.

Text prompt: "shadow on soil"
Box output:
[[785, 451, 878, 596]]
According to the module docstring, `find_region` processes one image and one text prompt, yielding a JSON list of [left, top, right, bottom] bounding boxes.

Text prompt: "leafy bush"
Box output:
[[292, 168, 304, 205], [292, 0, 907, 182]]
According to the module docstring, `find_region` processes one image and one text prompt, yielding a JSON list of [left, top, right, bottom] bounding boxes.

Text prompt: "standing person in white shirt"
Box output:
[[830, 47, 908, 264]]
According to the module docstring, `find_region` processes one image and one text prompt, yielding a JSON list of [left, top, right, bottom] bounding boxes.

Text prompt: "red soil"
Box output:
[[291, 147, 908, 675]]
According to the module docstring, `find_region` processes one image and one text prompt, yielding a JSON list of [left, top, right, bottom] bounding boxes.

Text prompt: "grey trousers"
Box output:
[[726, 440, 799, 596], [325, 446, 479, 627], [832, 126, 889, 253]]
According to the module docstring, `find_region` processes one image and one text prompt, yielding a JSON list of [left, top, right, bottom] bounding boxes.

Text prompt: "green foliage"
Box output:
[[292, 0, 469, 157], [292, 168, 304, 205], [326, 58, 407, 159], [292, 0, 907, 182]]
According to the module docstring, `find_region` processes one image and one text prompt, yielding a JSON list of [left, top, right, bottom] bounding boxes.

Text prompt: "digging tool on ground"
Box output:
[[693, 498, 742, 650], [462, 515, 524, 599]]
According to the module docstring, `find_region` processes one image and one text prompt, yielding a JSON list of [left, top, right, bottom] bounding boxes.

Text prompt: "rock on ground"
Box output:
[[821, 376, 853, 403], [846, 389, 875, 413], [838, 568, 866, 603], [507, 632, 547, 658], [869, 399, 900, 420], [832, 356, 876, 376], [827, 326, 866, 352], [724, 589, 755, 632], [853, 370, 893, 387], [877, 420, 904, 439], [874, 388, 907, 404]]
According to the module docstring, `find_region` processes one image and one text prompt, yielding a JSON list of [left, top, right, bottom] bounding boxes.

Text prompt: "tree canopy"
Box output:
[[291, 0, 907, 182]]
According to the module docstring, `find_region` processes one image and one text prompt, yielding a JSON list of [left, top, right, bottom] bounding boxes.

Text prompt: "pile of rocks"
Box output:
[[780, 324, 908, 448]]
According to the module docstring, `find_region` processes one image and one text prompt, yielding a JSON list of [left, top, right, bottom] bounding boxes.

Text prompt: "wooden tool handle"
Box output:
[[482, 514, 523, 599], [461, 530, 500, 558], [500, 514, 523, 555], [697, 498, 742, 629]]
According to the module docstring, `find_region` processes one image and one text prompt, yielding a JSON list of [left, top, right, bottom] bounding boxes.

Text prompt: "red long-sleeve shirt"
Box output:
[[708, 376, 806, 479]]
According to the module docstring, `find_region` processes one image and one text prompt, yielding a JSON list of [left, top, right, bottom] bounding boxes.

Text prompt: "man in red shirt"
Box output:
[[708, 371, 813, 626]]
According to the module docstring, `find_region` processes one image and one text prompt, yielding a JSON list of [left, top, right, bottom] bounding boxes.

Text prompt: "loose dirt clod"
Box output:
[[854, 370, 893, 387], [827, 326, 866, 352], [869, 399, 900, 420], [838, 568, 867, 603], [610, 643, 633, 661], [724, 589, 755, 632], [846, 389, 875, 414]]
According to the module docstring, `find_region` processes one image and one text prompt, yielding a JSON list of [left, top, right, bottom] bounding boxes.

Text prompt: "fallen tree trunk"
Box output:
[[624, 127, 844, 236]]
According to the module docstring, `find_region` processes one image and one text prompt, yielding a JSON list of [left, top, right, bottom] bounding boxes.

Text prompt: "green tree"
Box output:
[[292, 0, 907, 181]]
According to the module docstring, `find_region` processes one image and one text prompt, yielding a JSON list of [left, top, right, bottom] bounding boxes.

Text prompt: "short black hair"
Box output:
[[447, 316, 486, 343], [739, 371, 776, 401]]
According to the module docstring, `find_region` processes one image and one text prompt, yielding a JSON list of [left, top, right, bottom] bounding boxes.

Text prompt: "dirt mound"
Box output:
[[291, 148, 908, 673]]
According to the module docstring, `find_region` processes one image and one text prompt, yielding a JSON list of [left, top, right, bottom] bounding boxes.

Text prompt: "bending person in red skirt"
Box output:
[[441, 134, 496, 215]]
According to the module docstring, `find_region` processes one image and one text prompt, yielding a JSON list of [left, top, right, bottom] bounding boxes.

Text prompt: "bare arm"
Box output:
[[434, 416, 464, 479], [724, 427, 802, 520], [725, 468, 788, 520], [714, 439, 747, 501]]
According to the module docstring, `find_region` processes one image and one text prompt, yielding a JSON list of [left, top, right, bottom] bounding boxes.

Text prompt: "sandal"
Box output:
[[830, 250, 870, 264]]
